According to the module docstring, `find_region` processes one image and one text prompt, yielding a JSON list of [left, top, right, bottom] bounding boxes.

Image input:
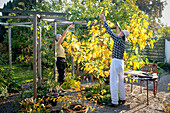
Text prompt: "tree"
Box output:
[[136, 0, 167, 27], [58, 0, 155, 84]]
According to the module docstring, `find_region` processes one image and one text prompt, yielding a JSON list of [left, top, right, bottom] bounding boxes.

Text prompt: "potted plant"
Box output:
[[66, 102, 88, 113], [46, 80, 60, 92], [45, 80, 60, 106], [65, 88, 89, 113]]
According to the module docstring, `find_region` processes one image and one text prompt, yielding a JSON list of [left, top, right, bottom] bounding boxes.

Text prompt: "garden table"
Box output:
[[124, 70, 158, 105]]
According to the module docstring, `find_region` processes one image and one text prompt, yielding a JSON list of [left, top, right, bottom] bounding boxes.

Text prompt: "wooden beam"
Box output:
[[0, 22, 31, 27], [13, 25, 31, 27], [9, 22, 32, 26], [0, 9, 67, 16], [0, 22, 10, 26], [0, 16, 33, 19], [33, 14, 37, 99], [56, 22, 87, 25], [54, 22, 57, 81], [40, 16, 66, 20], [38, 20, 42, 86], [73, 21, 87, 24], [8, 26, 12, 68]]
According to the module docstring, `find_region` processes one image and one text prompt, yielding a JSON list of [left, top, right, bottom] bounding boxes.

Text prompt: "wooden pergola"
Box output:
[[0, 9, 88, 99]]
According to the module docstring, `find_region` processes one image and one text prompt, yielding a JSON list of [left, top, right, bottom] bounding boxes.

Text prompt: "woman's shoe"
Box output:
[[107, 103, 119, 107], [60, 88, 66, 93]]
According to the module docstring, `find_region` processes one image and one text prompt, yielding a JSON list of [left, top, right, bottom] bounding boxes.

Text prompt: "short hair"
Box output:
[[55, 34, 61, 41]]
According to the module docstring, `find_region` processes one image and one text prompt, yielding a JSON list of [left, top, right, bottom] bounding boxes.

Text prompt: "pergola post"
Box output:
[[8, 26, 12, 68], [54, 21, 57, 81], [33, 14, 37, 99], [38, 19, 42, 86]]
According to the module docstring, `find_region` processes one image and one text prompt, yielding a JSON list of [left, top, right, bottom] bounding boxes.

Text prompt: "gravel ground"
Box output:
[[0, 72, 170, 113], [0, 93, 19, 113], [92, 72, 170, 113]]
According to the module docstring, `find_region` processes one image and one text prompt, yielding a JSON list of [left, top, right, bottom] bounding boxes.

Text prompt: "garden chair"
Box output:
[[140, 63, 160, 97]]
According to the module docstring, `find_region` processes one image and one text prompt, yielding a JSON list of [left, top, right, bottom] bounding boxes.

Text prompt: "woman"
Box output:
[[99, 14, 129, 107], [55, 24, 73, 91]]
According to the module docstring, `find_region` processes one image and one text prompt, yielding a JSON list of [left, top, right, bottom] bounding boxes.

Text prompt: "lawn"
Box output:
[[0, 64, 49, 84]]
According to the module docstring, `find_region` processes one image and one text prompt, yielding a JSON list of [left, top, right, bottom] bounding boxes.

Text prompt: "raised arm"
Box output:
[[58, 24, 73, 45], [99, 14, 120, 41]]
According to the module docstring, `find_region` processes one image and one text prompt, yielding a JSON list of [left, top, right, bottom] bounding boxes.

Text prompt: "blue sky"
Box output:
[[0, 0, 170, 26]]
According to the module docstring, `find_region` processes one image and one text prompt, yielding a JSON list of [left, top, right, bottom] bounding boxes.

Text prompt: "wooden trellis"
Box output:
[[0, 9, 87, 99], [0, 9, 67, 99]]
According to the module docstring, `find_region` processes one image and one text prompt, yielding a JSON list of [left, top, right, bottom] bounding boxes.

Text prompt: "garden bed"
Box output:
[[0, 72, 170, 113]]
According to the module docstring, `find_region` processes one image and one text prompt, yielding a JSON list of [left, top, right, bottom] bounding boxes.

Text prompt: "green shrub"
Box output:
[[157, 62, 170, 72], [0, 44, 8, 65], [61, 72, 81, 89], [0, 67, 21, 98], [85, 84, 111, 104], [0, 86, 8, 100]]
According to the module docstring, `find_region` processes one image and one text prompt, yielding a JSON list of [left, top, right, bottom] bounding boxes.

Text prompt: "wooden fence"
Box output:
[[140, 37, 165, 62]]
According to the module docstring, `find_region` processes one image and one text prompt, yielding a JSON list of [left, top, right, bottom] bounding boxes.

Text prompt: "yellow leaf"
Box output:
[[135, 47, 138, 54], [31, 27, 33, 31], [94, 19, 97, 23], [136, 79, 138, 83], [128, 74, 131, 77], [100, 106, 104, 108], [87, 21, 91, 26], [105, 10, 109, 16], [5, 26, 9, 29], [148, 30, 153, 37], [74, 43, 80, 50], [125, 78, 128, 82], [130, 79, 134, 83]]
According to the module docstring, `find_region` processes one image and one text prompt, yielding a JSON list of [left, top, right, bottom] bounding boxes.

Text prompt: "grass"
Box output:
[[0, 64, 49, 84], [0, 64, 33, 84]]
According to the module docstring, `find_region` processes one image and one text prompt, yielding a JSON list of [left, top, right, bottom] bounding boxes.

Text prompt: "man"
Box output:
[[99, 13, 129, 107]]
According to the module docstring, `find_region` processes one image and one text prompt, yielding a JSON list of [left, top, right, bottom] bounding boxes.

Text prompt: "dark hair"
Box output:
[[122, 35, 125, 41]]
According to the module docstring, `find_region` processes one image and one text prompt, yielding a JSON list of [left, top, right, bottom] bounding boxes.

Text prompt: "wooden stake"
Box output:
[[54, 22, 57, 81], [33, 14, 37, 99], [8, 26, 12, 68], [38, 19, 42, 86]]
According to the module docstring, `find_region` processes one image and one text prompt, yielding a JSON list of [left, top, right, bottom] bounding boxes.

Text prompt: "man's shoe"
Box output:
[[119, 100, 126, 104], [107, 103, 119, 107]]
